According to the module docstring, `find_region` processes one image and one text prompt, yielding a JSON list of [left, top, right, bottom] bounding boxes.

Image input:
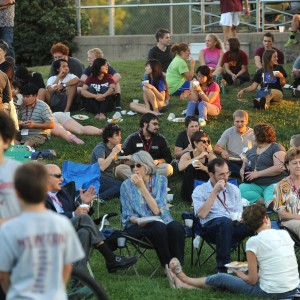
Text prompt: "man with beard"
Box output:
[[193, 158, 252, 273], [214, 110, 254, 178], [115, 113, 173, 180], [45, 164, 137, 274]]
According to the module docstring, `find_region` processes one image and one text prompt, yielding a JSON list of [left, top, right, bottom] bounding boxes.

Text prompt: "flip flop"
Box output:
[[169, 257, 182, 275], [165, 264, 175, 288]]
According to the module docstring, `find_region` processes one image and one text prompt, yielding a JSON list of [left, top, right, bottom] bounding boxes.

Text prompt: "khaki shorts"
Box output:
[[53, 112, 72, 126], [20, 134, 48, 146]]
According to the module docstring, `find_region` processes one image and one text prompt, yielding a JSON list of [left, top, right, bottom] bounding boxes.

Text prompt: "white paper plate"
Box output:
[[284, 84, 293, 89], [72, 114, 89, 120], [107, 118, 123, 123], [127, 111, 137, 116], [172, 118, 185, 123], [225, 262, 248, 271]]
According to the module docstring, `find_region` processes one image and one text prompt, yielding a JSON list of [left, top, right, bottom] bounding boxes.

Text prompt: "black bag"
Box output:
[[50, 91, 67, 112]]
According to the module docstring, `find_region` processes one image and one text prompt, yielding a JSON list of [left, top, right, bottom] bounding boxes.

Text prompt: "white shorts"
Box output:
[[53, 112, 72, 126], [220, 12, 241, 27]]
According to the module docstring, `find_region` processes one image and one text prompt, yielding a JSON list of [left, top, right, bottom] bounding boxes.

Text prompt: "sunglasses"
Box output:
[[130, 163, 143, 170], [200, 139, 211, 145], [49, 173, 62, 179]]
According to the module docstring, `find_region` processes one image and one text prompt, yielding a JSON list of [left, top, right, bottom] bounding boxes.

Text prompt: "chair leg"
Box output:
[[87, 262, 94, 278]]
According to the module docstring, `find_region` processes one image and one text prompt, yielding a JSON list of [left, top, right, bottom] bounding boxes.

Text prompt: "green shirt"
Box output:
[[166, 55, 189, 94]]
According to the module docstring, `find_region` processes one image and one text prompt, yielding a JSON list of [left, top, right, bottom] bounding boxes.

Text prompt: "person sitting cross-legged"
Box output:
[[45, 164, 138, 274], [192, 158, 252, 273], [166, 204, 299, 300]]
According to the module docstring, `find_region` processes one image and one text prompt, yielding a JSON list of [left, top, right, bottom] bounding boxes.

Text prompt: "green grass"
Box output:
[[33, 60, 297, 299]]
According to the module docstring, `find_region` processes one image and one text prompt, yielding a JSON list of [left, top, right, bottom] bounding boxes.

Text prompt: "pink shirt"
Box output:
[[203, 48, 222, 69], [201, 82, 222, 109]]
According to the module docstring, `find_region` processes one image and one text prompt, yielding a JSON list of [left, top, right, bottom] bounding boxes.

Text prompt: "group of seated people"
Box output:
[[1, 27, 300, 299]]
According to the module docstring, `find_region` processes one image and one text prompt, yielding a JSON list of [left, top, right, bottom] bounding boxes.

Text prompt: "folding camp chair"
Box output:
[[5, 145, 33, 162]]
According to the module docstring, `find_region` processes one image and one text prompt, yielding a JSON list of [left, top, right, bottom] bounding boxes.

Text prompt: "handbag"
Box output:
[[50, 91, 67, 112]]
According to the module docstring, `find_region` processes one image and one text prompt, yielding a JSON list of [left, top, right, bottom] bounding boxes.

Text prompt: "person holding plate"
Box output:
[[166, 204, 299, 300], [120, 150, 185, 268]]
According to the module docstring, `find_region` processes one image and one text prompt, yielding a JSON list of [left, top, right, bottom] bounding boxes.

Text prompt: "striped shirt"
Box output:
[[18, 100, 54, 136]]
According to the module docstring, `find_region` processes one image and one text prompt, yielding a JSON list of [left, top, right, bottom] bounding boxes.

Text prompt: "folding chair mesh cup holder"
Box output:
[[182, 212, 246, 269]]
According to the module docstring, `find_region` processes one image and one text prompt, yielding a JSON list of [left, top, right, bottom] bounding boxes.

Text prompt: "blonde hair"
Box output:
[[233, 110, 248, 122], [206, 34, 222, 50], [87, 48, 103, 58]]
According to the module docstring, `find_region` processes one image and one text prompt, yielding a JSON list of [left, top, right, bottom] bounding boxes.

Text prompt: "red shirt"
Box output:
[[220, 0, 243, 14], [222, 50, 249, 74], [84, 74, 115, 94]]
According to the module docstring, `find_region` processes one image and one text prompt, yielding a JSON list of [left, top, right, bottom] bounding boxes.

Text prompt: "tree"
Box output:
[[14, 0, 89, 66]]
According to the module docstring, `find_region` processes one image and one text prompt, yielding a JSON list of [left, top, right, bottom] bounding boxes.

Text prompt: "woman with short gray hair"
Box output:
[[120, 150, 185, 268]]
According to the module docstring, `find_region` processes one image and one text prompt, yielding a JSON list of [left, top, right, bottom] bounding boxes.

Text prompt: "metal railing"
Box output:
[[75, 0, 299, 36]]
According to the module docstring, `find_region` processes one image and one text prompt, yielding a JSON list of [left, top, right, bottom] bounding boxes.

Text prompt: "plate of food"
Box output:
[[107, 118, 123, 123], [136, 216, 163, 224], [225, 261, 248, 272], [72, 114, 89, 120], [172, 118, 185, 123]]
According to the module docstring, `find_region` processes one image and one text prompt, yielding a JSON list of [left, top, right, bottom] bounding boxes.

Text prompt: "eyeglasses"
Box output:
[[130, 163, 143, 170], [149, 122, 159, 126], [49, 173, 62, 179], [200, 139, 211, 145]]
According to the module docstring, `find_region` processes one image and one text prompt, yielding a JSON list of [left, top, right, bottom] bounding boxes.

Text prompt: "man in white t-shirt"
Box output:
[[214, 110, 254, 178], [0, 162, 85, 300]]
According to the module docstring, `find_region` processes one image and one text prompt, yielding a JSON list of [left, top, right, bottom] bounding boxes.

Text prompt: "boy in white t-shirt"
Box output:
[[0, 162, 84, 300]]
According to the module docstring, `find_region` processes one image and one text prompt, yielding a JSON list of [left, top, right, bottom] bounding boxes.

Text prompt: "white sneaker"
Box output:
[[198, 118, 206, 127]]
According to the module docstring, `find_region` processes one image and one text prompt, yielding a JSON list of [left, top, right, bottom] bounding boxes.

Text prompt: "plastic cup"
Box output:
[[121, 110, 127, 115], [279, 26, 285, 33], [185, 219, 194, 228], [167, 113, 175, 121], [132, 99, 139, 103], [80, 204, 89, 208], [117, 237, 126, 247], [192, 160, 199, 167], [166, 194, 174, 203]]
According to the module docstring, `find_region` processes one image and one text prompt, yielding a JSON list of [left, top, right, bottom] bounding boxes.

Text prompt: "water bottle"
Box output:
[[243, 161, 253, 183], [220, 80, 226, 94]]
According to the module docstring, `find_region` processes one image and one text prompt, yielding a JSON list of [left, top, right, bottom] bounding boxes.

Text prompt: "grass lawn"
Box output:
[[33, 60, 297, 300]]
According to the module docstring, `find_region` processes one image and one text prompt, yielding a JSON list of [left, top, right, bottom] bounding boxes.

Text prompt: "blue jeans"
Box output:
[[0, 27, 15, 58], [206, 273, 297, 299], [203, 217, 252, 268], [186, 100, 220, 120], [99, 176, 122, 200]]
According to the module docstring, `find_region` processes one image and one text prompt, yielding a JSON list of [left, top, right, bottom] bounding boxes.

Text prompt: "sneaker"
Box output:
[[198, 118, 206, 128], [260, 97, 268, 110], [284, 39, 298, 47], [295, 89, 300, 97], [233, 78, 241, 87], [253, 98, 260, 108], [106, 255, 138, 273]]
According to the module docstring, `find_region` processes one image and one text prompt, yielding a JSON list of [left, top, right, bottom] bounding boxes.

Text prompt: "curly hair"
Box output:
[[50, 43, 69, 56], [171, 43, 189, 55], [206, 34, 223, 50], [102, 123, 121, 143], [254, 124, 276, 144]]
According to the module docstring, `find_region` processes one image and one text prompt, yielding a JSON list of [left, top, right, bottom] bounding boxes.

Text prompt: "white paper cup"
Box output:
[[121, 110, 127, 115], [192, 160, 199, 167], [193, 80, 200, 87], [279, 26, 285, 32], [117, 237, 126, 247], [142, 80, 149, 86], [167, 113, 175, 121], [113, 111, 122, 119], [273, 71, 279, 76], [166, 194, 174, 202], [132, 99, 139, 103], [185, 219, 194, 228], [230, 212, 238, 221], [80, 204, 89, 208]]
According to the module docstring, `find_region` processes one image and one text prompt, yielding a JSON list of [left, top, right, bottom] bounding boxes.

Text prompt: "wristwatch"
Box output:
[[198, 91, 204, 96], [62, 83, 67, 88]]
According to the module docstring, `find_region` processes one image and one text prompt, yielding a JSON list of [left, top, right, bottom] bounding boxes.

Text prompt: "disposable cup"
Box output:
[[279, 26, 285, 33], [166, 194, 174, 202], [185, 219, 194, 228], [117, 237, 126, 247], [132, 99, 139, 103]]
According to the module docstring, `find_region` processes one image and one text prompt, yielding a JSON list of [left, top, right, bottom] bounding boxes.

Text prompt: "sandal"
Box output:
[[165, 264, 175, 288], [169, 257, 182, 275]]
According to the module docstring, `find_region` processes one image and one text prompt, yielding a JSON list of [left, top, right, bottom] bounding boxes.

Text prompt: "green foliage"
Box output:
[[14, 0, 90, 66]]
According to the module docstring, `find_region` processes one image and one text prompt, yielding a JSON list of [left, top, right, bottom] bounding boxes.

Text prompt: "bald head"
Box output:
[[45, 164, 63, 193]]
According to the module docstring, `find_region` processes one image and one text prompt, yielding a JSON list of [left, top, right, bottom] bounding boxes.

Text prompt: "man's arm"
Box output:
[[63, 264, 73, 285], [0, 271, 10, 294]]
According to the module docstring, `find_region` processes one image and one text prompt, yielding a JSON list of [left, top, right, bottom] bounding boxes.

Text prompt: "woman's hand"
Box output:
[[231, 74, 237, 81], [144, 82, 154, 90], [244, 169, 260, 181], [197, 151, 209, 160], [237, 89, 245, 98], [130, 174, 145, 189], [95, 94, 105, 101], [274, 71, 283, 78], [112, 144, 122, 155]]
